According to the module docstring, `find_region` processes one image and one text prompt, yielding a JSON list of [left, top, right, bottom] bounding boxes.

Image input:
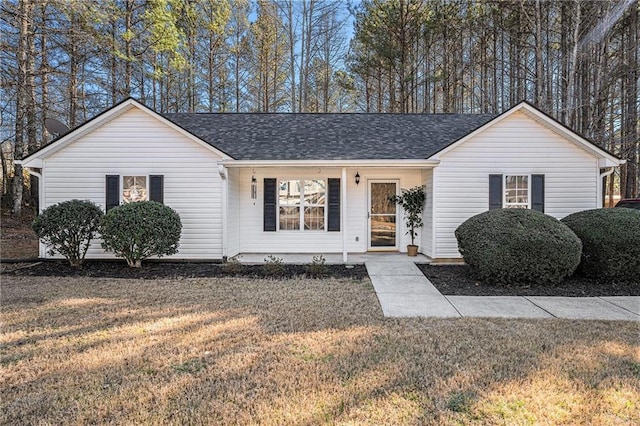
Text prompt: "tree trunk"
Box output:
[[623, 5, 638, 197], [12, 0, 34, 215], [566, 0, 581, 128], [286, 0, 296, 112], [534, 0, 544, 107]]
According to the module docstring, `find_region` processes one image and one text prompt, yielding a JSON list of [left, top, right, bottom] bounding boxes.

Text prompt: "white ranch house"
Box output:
[[18, 99, 623, 262]]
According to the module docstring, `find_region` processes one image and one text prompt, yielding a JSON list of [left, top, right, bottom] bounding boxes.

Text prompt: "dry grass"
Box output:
[[1, 276, 638, 425]]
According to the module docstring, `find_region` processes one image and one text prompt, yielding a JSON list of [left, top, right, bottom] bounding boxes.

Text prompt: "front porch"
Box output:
[[235, 252, 432, 265], [223, 165, 437, 262]]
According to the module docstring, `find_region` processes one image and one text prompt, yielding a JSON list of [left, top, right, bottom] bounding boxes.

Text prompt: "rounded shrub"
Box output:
[[100, 201, 182, 268], [561, 208, 640, 281], [32, 199, 103, 267], [455, 209, 582, 285]]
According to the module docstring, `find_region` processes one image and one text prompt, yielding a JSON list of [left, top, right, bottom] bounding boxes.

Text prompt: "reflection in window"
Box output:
[[279, 180, 300, 230], [504, 175, 528, 208], [123, 176, 147, 203], [279, 179, 326, 231]]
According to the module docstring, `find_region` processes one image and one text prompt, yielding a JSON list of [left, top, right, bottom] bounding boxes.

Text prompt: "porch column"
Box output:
[[218, 164, 228, 259], [342, 167, 347, 262]]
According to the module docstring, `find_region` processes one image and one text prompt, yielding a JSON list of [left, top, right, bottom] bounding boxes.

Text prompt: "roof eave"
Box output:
[[220, 159, 440, 168], [19, 98, 234, 166], [428, 101, 623, 165]]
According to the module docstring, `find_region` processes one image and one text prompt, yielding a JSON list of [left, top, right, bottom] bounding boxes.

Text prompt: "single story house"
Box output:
[[18, 98, 623, 262]]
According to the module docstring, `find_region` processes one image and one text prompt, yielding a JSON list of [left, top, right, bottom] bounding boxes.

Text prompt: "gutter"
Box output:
[[220, 159, 440, 168], [600, 166, 616, 180]]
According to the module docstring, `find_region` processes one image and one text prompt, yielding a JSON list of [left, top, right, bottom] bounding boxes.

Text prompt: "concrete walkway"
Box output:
[[366, 260, 640, 321]]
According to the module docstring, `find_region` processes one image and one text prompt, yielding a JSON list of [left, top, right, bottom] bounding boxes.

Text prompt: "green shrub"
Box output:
[[100, 201, 182, 268], [306, 254, 329, 277], [262, 255, 285, 277], [32, 199, 103, 267], [224, 255, 244, 275], [455, 209, 581, 285], [561, 208, 640, 281]]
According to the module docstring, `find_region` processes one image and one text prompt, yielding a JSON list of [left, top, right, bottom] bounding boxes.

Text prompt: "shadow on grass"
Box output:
[[1, 276, 638, 424]]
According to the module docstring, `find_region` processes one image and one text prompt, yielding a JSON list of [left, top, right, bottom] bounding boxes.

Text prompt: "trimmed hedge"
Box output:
[[455, 209, 582, 285], [32, 199, 103, 267], [561, 208, 640, 281], [101, 201, 182, 268]]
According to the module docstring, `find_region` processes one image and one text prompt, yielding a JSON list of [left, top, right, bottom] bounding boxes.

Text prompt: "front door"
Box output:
[[368, 181, 398, 250]]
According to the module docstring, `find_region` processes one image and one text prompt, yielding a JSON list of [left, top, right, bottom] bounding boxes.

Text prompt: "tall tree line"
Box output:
[[349, 0, 639, 202], [1, 0, 638, 214]]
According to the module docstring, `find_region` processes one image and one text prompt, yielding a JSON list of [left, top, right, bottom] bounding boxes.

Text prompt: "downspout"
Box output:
[[27, 169, 43, 213], [341, 167, 347, 263], [598, 166, 615, 207], [26, 168, 45, 257]]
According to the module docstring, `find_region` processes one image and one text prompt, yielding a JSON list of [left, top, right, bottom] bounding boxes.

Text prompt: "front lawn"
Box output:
[[1, 276, 638, 425]]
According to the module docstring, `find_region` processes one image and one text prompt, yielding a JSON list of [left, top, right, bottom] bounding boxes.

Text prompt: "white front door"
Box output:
[[368, 180, 399, 250]]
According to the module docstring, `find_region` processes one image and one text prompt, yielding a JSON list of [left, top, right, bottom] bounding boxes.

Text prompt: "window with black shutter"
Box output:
[[531, 174, 545, 212], [488, 174, 503, 210], [327, 178, 340, 231], [105, 175, 120, 211], [149, 175, 164, 204], [263, 178, 277, 231], [490, 174, 545, 211]]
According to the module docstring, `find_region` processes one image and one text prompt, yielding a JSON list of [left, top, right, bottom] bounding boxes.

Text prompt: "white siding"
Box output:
[[237, 167, 423, 254], [43, 107, 224, 259], [345, 168, 423, 253], [434, 111, 599, 259], [420, 169, 434, 257]]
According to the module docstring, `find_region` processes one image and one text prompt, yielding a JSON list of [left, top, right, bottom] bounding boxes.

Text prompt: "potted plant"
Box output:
[[390, 185, 426, 256]]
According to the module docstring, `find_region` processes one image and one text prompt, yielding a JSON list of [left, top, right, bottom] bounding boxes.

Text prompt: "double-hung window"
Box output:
[[489, 174, 544, 212], [504, 175, 529, 209], [123, 176, 148, 203], [278, 179, 326, 231], [106, 175, 164, 211]]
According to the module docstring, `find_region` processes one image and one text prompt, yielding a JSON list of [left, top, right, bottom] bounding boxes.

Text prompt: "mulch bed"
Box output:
[[3, 259, 638, 297], [1, 260, 369, 280], [418, 264, 640, 297]]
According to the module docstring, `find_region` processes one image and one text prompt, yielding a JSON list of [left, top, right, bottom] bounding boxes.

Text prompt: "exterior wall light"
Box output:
[[355, 172, 360, 185], [251, 174, 257, 199]]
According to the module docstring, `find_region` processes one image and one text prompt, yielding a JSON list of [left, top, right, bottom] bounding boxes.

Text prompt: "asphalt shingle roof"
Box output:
[[163, 113, 497, 160]]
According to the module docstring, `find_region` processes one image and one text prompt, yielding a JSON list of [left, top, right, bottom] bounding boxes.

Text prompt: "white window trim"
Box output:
[[122, 174, 149, 204], [503, 174, 531, 209], [276, 178, 328, 232]]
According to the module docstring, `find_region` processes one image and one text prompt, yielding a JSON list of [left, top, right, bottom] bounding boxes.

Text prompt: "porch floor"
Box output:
[[236, 252, 431, 264]]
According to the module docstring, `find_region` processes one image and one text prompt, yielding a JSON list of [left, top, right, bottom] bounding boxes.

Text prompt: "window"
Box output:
[[106, 175, 163, 211], [504, 175, 529, 208], [303, 179, 325, 230], [123, 176, 147, 203], [489, 174, 544, 212], [278, 179, 326, 231], [279, 180, 300, 230]]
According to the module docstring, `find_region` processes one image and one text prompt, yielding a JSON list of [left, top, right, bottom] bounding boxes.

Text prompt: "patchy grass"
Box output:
[[1, 276, 638, 425]]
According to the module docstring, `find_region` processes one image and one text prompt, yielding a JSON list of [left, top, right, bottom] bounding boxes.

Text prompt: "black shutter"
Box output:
[[531, 174, 545, 212], [263, 178, 277, 231], [106, 175, 119, 211], [489, 174, 503, 210], [327, 178, 340, 231], [149, 175, 164, 204]]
